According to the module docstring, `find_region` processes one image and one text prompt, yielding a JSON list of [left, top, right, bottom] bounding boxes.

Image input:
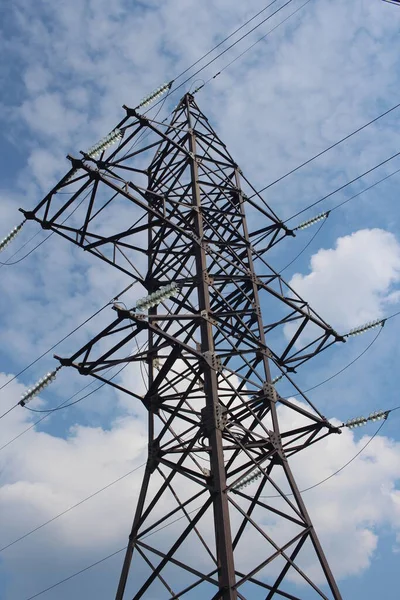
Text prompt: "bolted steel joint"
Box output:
[[202, 350, 222, 373], [262, 381, 278, 403], [148, 393, 161, 414], [268, 430, 285, 462], [200, 309, 217, 325], [201, 402, 228, 434], [146, 440, 160, 473]]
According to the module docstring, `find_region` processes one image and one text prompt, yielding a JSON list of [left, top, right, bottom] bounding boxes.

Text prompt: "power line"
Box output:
[[285, 149, 400, 223], [260, 419, 388, 499], [386, 309, 400, 321], [22, 335, 150, 416], [24, 547, 126, 600], [118, 89, 172, 159], [252, 164, 400, 278], [0, 184, 94, 268], [0, 234, 53, 266], [159, 0, 297, 104], [279, 306, 400, 398], [128, 0, 295, 120], [0, 403, 19, 421], [122, 1, 304, 184], [197, 0, 312, 93], [1, 1, 309, 273], [17, 411, 399, 599], [117, 0, 309, 191], [175, 1, 283, 82], [5, 392, 400, 562], [0, 379, 104, 454], [283, 327, 384, 398], [0, 228, 43, 268], [23, 342, 147, 414], [0, 427, 203, 557], [0, 338, 148, 456], [88, 2, 293, 172], [269, 165, 400, 270], [5, 8, 400, 273], [0, 362, 140, 469], [277, 216, 328, 274], [2, 100, 166, 267], [25, 376, 113, 414], [0, 461, 146, 555], [139, 0, 285, 110], [129, 0, 303, 154], [0, 305, 107, 394], [250, 99, 400, 199], [2, 296, 399, 451], [7, 106, 397, 277], [23, 505, 202, 600], [1, 427, 203, 560], [2, 14, 396, 592], [0, 280, 135, 396], [327, 166, 400, 216], [1, 312, 393, 456]]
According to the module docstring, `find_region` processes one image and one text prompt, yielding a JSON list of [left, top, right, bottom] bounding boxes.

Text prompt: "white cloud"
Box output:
[[0, 375, 147, 561], [23, 65, 51, 95], [20, 93, 86, 142], [0, 0, 400, 597], [288, 414, 400, 581], [226, 400, 400, 585], [27, 147, 67, 190], [289, 229, 400, 331], [1, 374, 400, 597]]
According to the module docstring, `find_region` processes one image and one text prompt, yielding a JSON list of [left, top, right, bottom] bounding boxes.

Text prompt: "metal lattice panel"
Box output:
[[24, 94, 343, 599]]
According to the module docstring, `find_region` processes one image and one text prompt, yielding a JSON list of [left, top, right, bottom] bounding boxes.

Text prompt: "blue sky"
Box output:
[[1, 0, 400, 598]]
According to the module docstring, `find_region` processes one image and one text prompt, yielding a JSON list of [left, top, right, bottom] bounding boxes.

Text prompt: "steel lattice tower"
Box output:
[[22, 94, 345, 599]]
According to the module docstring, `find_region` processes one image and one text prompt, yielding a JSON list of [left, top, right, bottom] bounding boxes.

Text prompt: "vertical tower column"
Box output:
[[186, 95, 237, 599]]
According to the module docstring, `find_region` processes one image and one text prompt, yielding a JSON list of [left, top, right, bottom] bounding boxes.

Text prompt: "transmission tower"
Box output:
[[22, 93, 345, 599]]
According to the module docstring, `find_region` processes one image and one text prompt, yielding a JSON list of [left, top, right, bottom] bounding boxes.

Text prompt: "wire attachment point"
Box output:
[[136, 283, 180, 311], [294, 211, 330, 231], [232, 467, 263, 491], [136, 81, 173, 109], [19, 366, 62, 407], [86, 129, 124, 159], [0, 221, 26, 253], [345, 410, 388, 429], [346, 318, 385, 337]]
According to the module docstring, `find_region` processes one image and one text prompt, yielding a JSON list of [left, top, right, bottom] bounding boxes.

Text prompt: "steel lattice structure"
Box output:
[[22, 93, 345, 599]]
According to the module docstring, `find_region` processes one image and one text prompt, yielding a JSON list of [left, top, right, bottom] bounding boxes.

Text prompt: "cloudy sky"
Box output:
[[1, 0, 400, 598]]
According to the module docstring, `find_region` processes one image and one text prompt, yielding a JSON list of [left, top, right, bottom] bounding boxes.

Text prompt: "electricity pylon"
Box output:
[[22, 93, 345, 599]]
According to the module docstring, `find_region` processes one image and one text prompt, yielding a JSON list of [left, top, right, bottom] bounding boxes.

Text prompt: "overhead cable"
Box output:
[[0, 184, 95, 267], [281, 327, 383, 398], [154, 0, 297, 105], [277, 217, 328, 274], [1, 1, 312, 269], [174, 1, 283, 82], [0, 461, 146, 555], [10, 408, 400, 590], [196, 0, 312, 95], [22, 506, 202, 600], [0, 279, 135, 396], [250, 100, 400, 199], [260, 166, 400, 274], [285, 150, 400, 223], [259, 419, 388, 498], [121, 1, 309, 166]]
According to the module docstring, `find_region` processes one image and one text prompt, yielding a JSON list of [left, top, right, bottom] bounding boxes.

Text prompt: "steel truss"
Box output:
[[23, 94, 344, 599]]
